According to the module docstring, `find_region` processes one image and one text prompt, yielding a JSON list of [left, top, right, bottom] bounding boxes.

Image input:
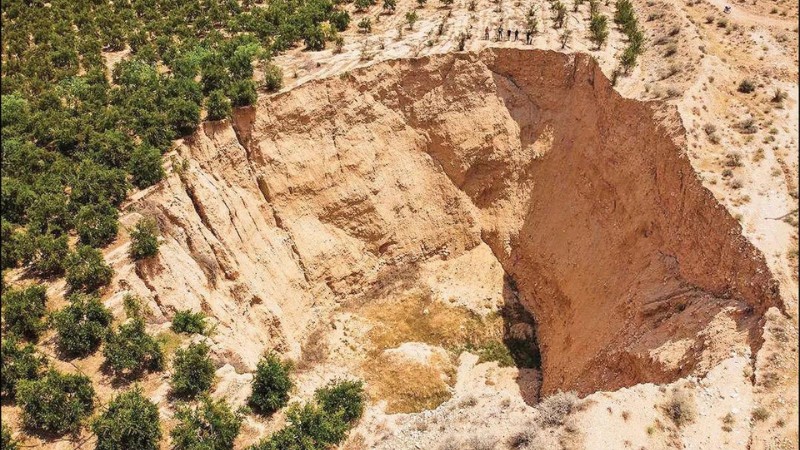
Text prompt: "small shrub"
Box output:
[[738, 117, 758, 134], [406, 10, 418, 29], [16, 369, 95, 435], [171, 310, 207, 334], [248, 352, 293, 416], [507, 429, 539, 449], [664, 388, 696, 427], [171, 396, 242, 450], [536, 391, 579, 427], [92, 387, 161, 450], [171, 341, 215, 399], [314, 379, 365, 424], [103, 318, 165, 376], [65, 245, 114, 292], [52, 294, 112, 358], [737, 79, 756, 93], [1, 284, 47, 340], [357, 17, 372, 33], [771, 88, 788, 103], [752, 406, 770, 422], [129, 217, 159, 260], [263, 63, 284, 92], [1, 336, 45, 398]]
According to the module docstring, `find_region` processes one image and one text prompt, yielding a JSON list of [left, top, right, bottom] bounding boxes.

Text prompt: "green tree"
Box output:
[[21, 233, 70, 277], [171, 396, 242, 450], [228, 79, 258, 107], [167, 98, 201, 137], [128, 144, 164, 189], [52, 294, 112, 358], [92, 387, 161, 450], [314, 379, 365, 424], [103, 318, 165, 376], [171, 310, 207, 334], [129, 217, 160, 260], [553, 1, 567, 28], [1, 284, 47, 340], [248, 352, 293, 416], [252, 403, 348, 450], [620, 44, 638, 72], [75, 201, 119, 247], [206, 90, 232, 121], [66, 245, 114, 292], [589, 14, 609, 49], [1, 336, 45, 398], [406, 10, 418, 29], [16, 369, 95, 435], [171, 341, 215, 399]]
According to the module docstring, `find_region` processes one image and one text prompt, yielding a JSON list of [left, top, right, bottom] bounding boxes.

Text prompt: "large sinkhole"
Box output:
[[155, 48, 780, 400]]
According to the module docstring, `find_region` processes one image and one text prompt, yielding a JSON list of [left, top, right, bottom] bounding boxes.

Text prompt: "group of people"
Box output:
[[483, 25, 533, 44]]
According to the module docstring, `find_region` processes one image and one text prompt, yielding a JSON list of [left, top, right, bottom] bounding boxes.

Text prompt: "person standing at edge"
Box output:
[[497, 25, 503, 41], [526, 29, 532, 44], [506, 28, 511, 40], [485, 26, 490, 40], [514, 29, 519, 41]]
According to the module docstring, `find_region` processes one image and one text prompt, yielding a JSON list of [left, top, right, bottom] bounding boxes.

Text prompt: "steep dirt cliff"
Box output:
[[114, 49, 780, 403]]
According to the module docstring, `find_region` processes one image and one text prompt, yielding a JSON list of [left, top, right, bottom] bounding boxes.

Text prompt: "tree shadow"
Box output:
[[500, 273, 542, 406]]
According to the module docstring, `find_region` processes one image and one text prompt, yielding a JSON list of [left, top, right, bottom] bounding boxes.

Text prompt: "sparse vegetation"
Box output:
[[615, 0, 645, 72], [249, 352, 294, 416], [752, 406, 771, 422], [92, 387, 162, 450], [664, 388, 696, 427], [17, 369, 95, 435], [170, 341, 215, 399], [537, 391, 579, 427], [737, 79, 756, 94]]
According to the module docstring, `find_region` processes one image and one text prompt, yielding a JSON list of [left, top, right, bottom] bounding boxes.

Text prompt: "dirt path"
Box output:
[[704, 0, 796, 29]]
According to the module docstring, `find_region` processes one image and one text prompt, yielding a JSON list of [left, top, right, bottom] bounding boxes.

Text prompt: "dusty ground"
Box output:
[[3, 0, 798, 449]]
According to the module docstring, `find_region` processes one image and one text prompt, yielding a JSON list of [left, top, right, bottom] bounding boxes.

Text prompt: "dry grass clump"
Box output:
[[364, 353, 452, 414], [752, 406, 771, 422], [359, 293, 503, 354], [536, 391, 579, 427], [663, 387, 697, 427]]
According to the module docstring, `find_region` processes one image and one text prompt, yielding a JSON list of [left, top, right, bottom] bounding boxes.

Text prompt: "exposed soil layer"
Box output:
[[134, 48, 779, 398]]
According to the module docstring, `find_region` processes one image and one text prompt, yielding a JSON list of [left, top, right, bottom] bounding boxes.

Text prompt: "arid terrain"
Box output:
[[2, 0, 798, 449]]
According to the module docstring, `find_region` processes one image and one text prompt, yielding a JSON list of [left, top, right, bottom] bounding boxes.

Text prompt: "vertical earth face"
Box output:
[[130, 49, 778, 400]]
